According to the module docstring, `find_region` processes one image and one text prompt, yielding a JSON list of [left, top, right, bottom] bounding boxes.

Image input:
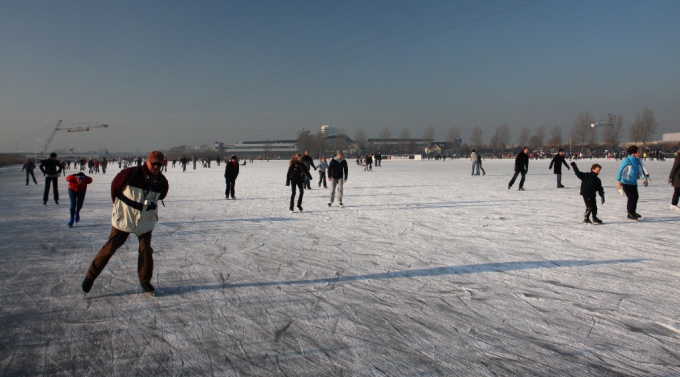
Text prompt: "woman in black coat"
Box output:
[[549, 149, 570, 188], [286, 153, 312, 212]]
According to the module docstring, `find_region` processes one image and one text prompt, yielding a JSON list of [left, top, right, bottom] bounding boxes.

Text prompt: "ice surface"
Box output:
[[1, 157, 679, 376]]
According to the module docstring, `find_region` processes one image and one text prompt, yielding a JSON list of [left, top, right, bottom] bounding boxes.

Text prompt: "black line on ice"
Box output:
[[152, 259, 648, 296]]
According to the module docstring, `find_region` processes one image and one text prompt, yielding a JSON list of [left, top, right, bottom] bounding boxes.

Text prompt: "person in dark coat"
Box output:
[[22, 158, 38, 185], [39, 152, 62, 205], [300, 151, 317, 189], [286, 153, 312, 212], [549, 149, 570, 188], [508, 147, 529, 191], [668, 150, 680, 212], [476, 152, 486, 176], [571, 162, 605, 224], [224, 155, 240, 199], [327, 150, 349, 206]]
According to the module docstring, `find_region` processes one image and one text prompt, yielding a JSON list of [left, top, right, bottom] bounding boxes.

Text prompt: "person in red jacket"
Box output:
[[82, 151, 169, 295], [66, 172, 93, 227]]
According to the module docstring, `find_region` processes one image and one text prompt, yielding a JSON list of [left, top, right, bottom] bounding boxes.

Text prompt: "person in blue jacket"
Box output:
[[616, 145, 649, 220]]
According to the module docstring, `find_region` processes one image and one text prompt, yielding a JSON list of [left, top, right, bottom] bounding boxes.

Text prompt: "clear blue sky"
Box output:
[[1, 0, 679, 153]]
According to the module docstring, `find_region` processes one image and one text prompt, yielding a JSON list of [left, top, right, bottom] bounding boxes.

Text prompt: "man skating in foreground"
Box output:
[[82, 151, 169, 294], [327, 150, 348, 207]]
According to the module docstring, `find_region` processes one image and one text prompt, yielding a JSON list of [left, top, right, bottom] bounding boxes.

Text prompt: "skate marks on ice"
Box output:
[[150, 258, 647, 295]]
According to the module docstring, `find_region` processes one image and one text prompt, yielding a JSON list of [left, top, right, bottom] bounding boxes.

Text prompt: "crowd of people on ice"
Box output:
[[15, 145, 680, 294]]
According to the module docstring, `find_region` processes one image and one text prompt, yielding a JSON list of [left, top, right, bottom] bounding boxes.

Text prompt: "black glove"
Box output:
[[570, 162, 576, 167], [600, 196, 605, 204]]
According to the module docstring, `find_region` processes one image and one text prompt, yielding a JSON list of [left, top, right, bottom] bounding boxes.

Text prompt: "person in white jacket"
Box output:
[[82, 151, 169, 294]]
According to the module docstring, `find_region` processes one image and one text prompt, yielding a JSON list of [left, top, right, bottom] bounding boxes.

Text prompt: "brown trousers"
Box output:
[[86, 227, 154, 284]]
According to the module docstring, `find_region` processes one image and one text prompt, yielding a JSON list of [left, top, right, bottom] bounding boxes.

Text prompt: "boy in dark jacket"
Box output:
[[224, 155, 240, 199], [571, 162, 605, 224]]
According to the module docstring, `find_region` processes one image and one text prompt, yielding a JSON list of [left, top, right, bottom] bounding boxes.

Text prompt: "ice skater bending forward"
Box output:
[[81, 151, 169, 295]]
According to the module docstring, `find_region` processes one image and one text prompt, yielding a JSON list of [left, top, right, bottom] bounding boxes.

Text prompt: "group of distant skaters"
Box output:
[[500, 145, 680, 223], [286, 150, 348, 212]]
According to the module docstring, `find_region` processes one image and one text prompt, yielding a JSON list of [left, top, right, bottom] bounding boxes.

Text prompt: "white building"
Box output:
[[321, 125, 338, 137], [220, 140, 297, 157], [662, 133, 680, 142]]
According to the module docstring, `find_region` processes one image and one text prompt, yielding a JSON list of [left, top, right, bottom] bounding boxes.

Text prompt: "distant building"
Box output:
[[428, 142, 459, 156], [368, 138, 433, 154], [220, 140, 297, 156], [321, 125, 337, 137], [662, 133, 680, 142]]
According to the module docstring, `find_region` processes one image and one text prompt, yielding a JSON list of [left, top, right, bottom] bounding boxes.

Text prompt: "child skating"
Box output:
[[571, 162, 605, 224]]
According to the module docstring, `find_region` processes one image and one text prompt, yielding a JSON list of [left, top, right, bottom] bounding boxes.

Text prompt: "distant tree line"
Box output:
[[163, 107, 662, 158]]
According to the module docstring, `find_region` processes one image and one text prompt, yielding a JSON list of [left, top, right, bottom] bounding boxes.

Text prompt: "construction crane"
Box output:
[[42, 120, 109, 156]]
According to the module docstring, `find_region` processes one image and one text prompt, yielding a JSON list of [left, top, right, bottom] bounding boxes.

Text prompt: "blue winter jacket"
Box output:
[[617, 155, 647, 185]]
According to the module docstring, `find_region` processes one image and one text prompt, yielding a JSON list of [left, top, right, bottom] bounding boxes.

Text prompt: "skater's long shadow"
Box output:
[[160, 217, 301, 226], [158, 258, 647, 296]]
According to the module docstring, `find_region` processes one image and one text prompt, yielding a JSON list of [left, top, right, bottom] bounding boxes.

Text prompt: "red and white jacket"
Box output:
[[110, 166, 169, 236]]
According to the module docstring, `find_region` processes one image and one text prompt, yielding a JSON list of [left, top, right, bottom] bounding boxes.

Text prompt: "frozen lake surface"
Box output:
[[1, 157, 679, 376]]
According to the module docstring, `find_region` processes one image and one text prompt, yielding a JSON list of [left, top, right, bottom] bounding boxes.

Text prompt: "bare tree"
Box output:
[[445, 126, 461, 156], [630, 108, 657, 146], [421, 127, 435, 154], [398, 128, 411, 153], [527, 127, 545, 150], [423, 127, 435, 142], [167, 145, 188, 158], [571, 111, 594, 152], [470, 126, 483, 149], [311, 132, 326, 155], [446, 126, 460, 144], [354, 129, 367, 153], [493, 124, 511, 156], [546, 126, 562, 149], [296, 129, 313, 152], [602, 114, 623, 152], [517, 127, 530, 147], [489, 133, 499, 150]]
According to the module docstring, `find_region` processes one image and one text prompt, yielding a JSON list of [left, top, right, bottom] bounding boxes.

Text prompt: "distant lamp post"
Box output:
[[591, 114, 615, 157], [591, 113, 614, 128]]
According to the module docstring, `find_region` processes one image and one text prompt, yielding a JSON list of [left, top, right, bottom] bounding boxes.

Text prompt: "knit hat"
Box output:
[[336, 150, 343, 156]]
